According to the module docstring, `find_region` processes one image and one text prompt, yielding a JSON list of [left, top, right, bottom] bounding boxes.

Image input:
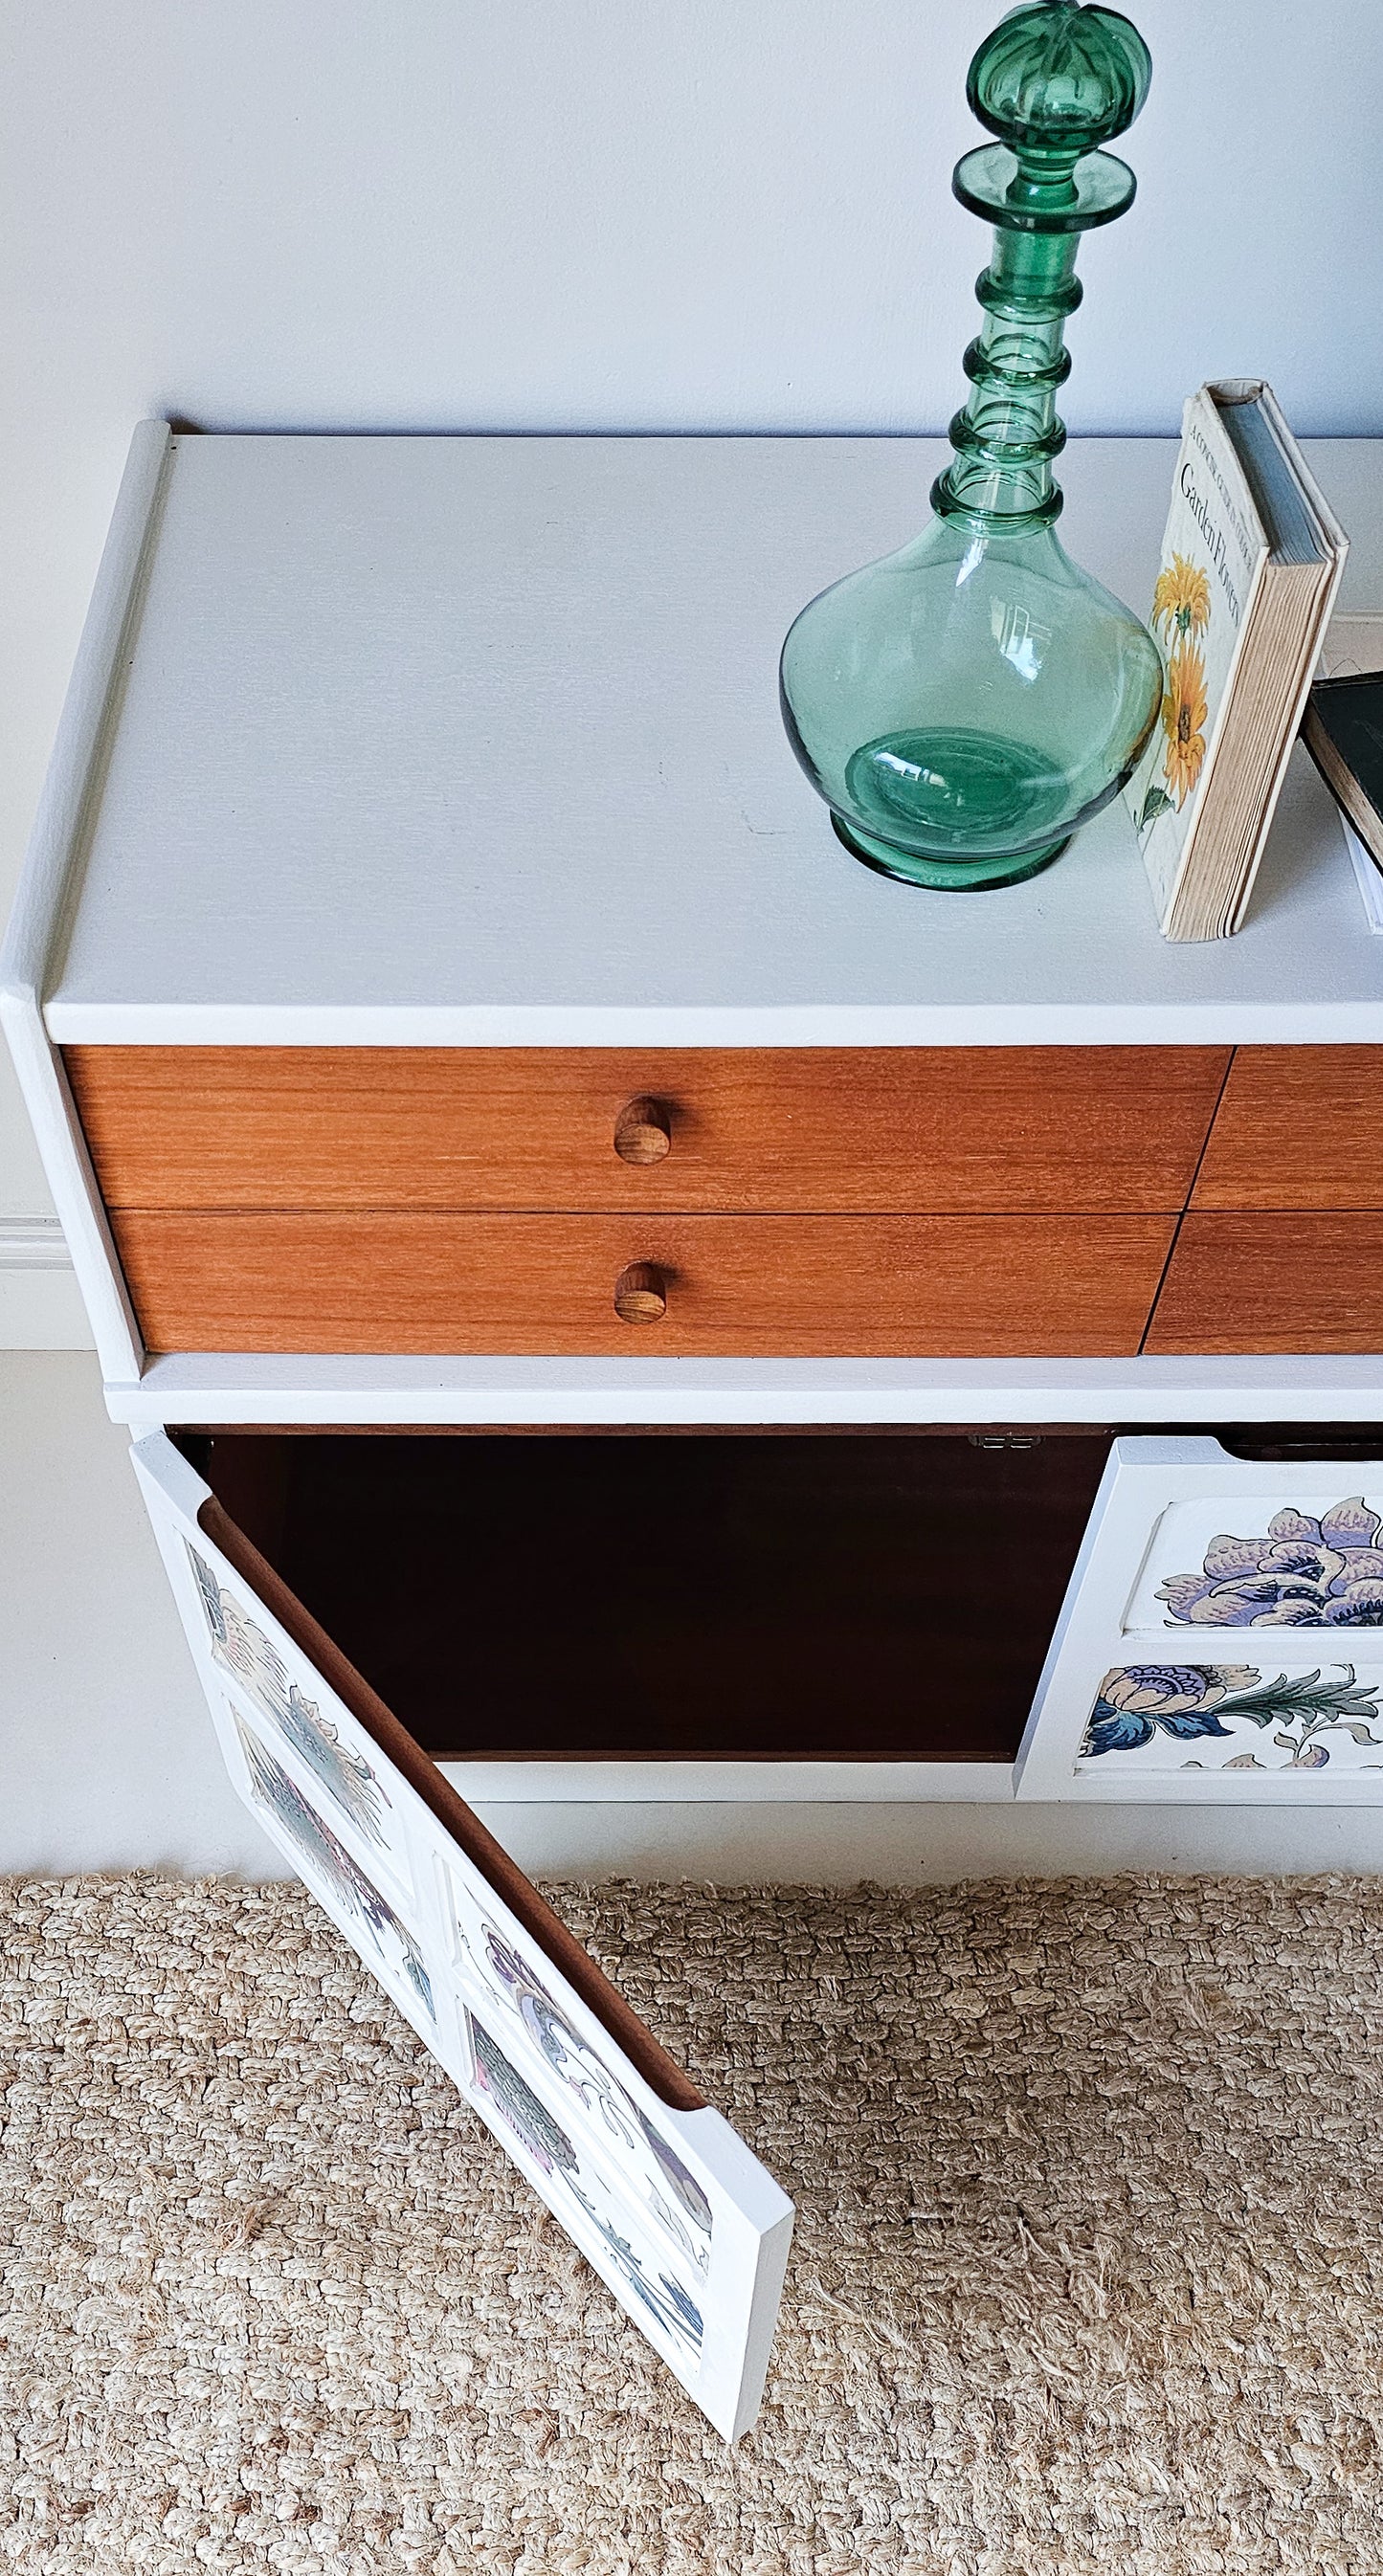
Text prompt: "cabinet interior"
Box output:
[[179, 1429, 1113, 1765]]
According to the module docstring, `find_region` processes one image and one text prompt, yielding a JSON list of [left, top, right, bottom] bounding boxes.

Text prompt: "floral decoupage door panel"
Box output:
[[449, 1876, 717, 2277], [188, 1539, 411, 1900], [459, 2002, 710, 2371], [131, 1432, 792, 2442], [1015, 1438, 1383, 1801], [225, 1701, 438, 2034]]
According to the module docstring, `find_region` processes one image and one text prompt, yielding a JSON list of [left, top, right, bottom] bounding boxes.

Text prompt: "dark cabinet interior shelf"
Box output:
[[183, 1429, 1112, 1765]]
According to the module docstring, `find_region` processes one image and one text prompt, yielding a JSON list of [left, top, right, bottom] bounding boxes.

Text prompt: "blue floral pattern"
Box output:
[[1082, 1663, 1383, 1768], [480, 1923, 713, 2254], [466, 2010, 704, 2358], [234, 1714, 435, 2017], [189, 1544, 393, 1849], [450, 1895, 713, 2274], [1157, 1498, 1383, 1629]]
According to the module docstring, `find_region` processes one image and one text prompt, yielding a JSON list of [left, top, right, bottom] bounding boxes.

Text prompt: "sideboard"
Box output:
[[5, 423, 1383, 2430]]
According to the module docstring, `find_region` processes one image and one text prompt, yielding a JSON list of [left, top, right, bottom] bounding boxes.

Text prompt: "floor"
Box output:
[[4, 1870, 1379, 2571], [6, 1351, 1383, 1882]]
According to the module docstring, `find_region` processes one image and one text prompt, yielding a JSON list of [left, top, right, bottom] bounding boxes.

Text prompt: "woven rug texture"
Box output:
[[2, 1873, 1382, 2574]]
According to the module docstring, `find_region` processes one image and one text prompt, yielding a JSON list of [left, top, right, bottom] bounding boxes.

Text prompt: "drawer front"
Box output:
[[110, 1209, 1174, 1357], [65, 1044, 1229, 1215], [1193, 1046, 1383, 1210], [1146, 1212, 1383, 1353]]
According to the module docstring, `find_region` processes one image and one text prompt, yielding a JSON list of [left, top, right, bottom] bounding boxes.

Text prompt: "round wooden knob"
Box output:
[[613, 1261, 667, 1324], [613, 1096, 672, 1165]]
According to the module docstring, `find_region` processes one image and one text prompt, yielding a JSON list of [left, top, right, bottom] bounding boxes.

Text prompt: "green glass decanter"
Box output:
[[780, 0, 1162, 890]]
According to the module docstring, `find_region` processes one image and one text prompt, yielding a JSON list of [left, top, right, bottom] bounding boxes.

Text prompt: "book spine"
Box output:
[[1225, 553, 1350, 933]]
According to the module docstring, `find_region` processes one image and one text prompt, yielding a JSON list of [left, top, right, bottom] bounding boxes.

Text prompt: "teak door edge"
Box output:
[[197, 1490, 703, 2114]]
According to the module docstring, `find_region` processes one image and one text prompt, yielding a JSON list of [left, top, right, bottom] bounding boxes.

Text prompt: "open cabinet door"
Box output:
[[1015, 1435, 1383, 1802], [131, 1432, 792, 2440]]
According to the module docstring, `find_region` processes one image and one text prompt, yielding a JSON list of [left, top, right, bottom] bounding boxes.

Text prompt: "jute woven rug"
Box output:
[[3, 1875, 1382, 2574]]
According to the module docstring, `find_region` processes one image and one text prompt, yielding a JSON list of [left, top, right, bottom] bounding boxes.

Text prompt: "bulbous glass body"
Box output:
[[780, 505, 1161, 888]]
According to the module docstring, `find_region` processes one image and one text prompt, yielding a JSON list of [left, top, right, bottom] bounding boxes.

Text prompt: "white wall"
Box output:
[[3, 0, 1381, 1242]]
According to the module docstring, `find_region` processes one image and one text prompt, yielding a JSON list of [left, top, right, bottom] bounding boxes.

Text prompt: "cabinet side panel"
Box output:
[[0, 422, 174, 1381]]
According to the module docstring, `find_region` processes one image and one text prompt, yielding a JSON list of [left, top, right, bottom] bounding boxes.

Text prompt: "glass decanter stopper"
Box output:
[[780, 0, 1162, 890]]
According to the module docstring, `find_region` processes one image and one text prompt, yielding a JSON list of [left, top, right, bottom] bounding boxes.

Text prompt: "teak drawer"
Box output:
[[1193, 1047, 1383, 1210], [1146, 1213, 1383, 1354], [109, 1209, 1175, 1357], [64, 1044, 1230, 1216]]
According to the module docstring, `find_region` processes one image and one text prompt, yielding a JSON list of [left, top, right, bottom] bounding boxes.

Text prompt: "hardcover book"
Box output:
[[1124, 380, 1348, 942], [1303, 667, 1383, 875]]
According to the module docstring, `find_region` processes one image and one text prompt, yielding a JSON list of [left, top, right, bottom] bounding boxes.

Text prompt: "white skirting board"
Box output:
[[438, 1761, 1014, 1806], [0, 1219, 93, 1349], [471, 1800, 1383, 1885]]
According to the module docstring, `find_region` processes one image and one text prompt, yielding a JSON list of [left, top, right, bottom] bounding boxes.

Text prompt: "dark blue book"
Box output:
[[1304, 668, 1383, 874]]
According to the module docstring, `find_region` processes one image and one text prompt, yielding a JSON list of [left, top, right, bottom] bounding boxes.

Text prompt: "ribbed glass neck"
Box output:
[[935, 206, 1081, 528]]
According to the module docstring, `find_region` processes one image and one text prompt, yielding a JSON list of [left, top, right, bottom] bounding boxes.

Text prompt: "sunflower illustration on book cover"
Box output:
[[1159, 637, 1209, 807], [1153, 552, 1211, 640], [1136, 550, 1212, 831]]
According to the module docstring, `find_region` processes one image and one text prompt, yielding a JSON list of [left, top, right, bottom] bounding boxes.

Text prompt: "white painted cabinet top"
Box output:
[[41, 430, 1383, 1044]]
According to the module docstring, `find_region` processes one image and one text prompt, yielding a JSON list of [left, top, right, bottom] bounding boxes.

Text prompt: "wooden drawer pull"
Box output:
[[613, 1261, 667, 1324], [613, 1096, 672, 1165]]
